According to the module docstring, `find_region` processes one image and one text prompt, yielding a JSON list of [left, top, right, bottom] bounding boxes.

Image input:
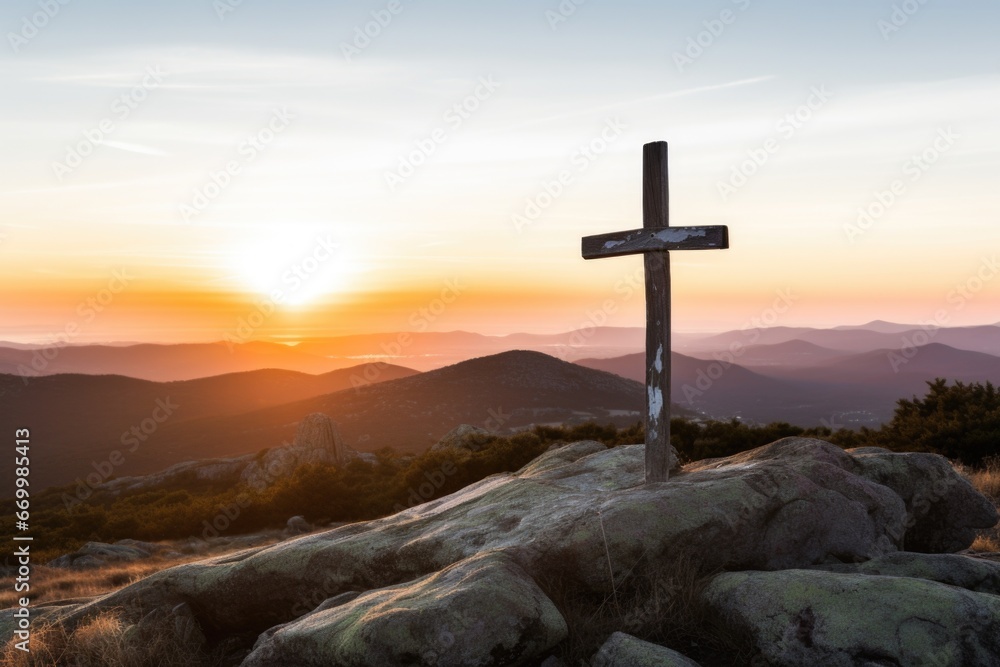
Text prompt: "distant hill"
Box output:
[[0, 363, 416, 491], [756, 343, 1000, 391], [11, 351, 658, 491], [831, 320, 921, 334], [0, 341, 355, 382], [6, 324, 997, 383], [575, 352, 887, 426], [685, 340, 849, 368], [0, 327, 645, 381], [578, 341, 1000, 428], [684, 325, 1000, 357]]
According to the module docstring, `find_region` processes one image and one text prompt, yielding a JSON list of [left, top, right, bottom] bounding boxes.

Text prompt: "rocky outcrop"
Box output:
[[847, 446, 996, 552], [241, 413, 350, 489], [4, 438, 997, 666], [702, 568, 1000, 666], [688, 438, 997, 558], [430, 423, 494, 452], [47, 539, 172, 569], [100, 413, 360, 496]]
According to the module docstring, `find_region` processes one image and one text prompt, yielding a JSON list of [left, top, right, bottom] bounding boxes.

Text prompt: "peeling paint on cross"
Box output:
[[582, 141, 729, 483]]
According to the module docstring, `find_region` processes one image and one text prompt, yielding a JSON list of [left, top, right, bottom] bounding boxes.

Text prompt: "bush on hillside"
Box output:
[[875, 379, 1000, 466]]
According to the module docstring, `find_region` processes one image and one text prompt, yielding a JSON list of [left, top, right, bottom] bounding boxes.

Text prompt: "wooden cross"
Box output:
[[582, 141, 728, 483]]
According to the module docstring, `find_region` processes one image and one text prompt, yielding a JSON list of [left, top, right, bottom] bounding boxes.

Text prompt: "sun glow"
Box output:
[[226, 229, 359, 308]]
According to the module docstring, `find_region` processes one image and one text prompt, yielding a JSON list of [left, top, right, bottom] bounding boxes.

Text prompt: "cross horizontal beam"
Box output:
[[582, 225, 729, 260]]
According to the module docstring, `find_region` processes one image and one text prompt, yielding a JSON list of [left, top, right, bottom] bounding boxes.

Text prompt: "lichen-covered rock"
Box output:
[[702, 569, 1000, 667], [242, 551, 566, 667], [592, 632, 702, 666], [847, 446, 998, 552], [809, 551, 1000, 595]]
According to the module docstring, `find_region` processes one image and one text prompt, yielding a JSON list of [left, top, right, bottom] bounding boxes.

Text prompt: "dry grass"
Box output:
[[0, 557, 205, 611], [1, 610, 201, 667], [961, 456, 1000, 553], [0, 531, 289, 610], [0, 532, 295, 666], [536, 551, 757, 666]]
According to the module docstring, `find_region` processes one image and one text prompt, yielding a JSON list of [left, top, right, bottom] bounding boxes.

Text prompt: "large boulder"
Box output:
[[690, 438, 998, 555], [702, 568, 1000, 666], [242, 551, 567, 667], [4, 438, 996, 665], [846, 446, 997, 552]]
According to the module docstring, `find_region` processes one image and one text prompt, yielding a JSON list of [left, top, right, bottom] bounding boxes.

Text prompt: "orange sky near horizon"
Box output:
[[2, 3, 999, 345]]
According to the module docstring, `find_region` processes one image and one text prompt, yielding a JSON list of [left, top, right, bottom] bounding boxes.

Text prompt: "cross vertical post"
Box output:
[[642, 142, 671, 482], [581, 140, 729, 484]]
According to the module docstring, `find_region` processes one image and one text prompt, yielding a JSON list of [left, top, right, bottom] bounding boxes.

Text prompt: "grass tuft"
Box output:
[[960, 456, 1000, 553], [1, 610, 200, 667]]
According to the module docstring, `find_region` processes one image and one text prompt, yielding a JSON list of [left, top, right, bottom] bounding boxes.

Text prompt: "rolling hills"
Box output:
[[0, 363, 416, 490], [4, 351, 655, 491]]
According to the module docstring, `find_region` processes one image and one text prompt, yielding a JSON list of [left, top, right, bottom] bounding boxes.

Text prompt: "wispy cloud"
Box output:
[[98, 140, 169, 156], [492, 75, 776, 134]]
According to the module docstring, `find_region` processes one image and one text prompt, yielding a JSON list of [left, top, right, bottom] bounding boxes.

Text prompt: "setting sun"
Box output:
[[225, 230, 355, 308]]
